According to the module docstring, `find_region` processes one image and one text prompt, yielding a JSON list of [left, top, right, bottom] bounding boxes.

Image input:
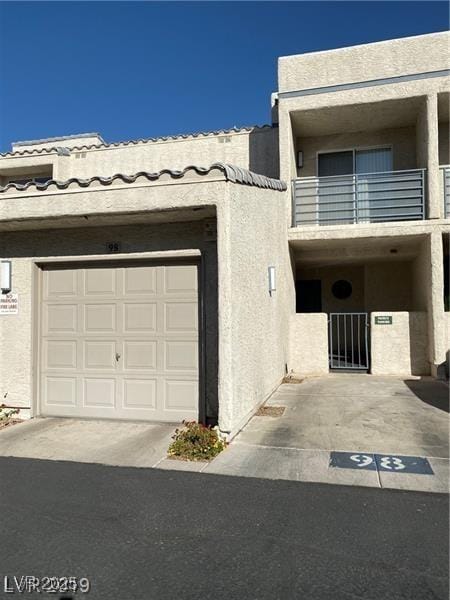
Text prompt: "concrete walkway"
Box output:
[[202, 375, 449, 493], [0, 417, 175, 468]]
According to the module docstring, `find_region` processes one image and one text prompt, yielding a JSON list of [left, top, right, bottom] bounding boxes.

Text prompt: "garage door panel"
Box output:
[[84, 304, 116, 332], [165, 380, 198, 412], [123, 303, 157, 332], [123, 379, 157, 409], [45, 340, 77, 369], [84, 341, 116, 370], [164, 265, 197, 294], [46, 269, 77, 299], [165, 341, 198, 371], [44, 376, 77, 406], [124, 341, 157, 370], [84, 269, 116, 296], [41, 263, 199, 422], [124, 267, 157, 295], [46, 304, 78, 333], [83, 378, 116, 408], [164, 302, 198, 332]]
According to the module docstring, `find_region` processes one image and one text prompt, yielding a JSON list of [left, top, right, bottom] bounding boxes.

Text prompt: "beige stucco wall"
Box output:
[[416, 94, 441, 219], [370, 311, 429, 375], [0, 155, 58, 184], [412, 237, 430, 313], [296, 264, 365, 312], [364, 261, 413, 312], [296, 126, 416, 178], [0, 175, 225, 226], [289, 313, 328, 376], [411, 233, 447, 375], [288, 219, 450, 244], [221, 184, 293, 435], [429, 231, 447, 370], [295, 260, 413, 314], [0, 128, 280, 182], [279, 32, 450, 93], [278, 74, 449, 187], [59, 128, 279, 180]]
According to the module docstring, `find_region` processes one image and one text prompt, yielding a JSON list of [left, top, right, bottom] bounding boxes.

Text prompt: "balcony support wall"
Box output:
[[414, 231, 446, 376], [279, 106, 297, 227], [429, 231, 447, 375], [416, 94, 441, 219]]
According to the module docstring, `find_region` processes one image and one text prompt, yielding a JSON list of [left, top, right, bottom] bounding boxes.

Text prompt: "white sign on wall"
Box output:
[[0, 293, 18, 315]]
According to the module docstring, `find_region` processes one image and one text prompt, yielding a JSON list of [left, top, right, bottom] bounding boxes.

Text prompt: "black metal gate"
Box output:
[[329, 313, 369, 371]]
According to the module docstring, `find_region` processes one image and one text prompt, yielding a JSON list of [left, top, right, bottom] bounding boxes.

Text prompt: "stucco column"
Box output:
[[429, 231, 446, 376], [278, 103, 296, 227], [417, 94, 441, 219], [215, 194, 234, 434]]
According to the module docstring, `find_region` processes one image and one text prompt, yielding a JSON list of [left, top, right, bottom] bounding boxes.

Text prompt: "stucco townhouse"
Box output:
[[0, 31, 448, 438]]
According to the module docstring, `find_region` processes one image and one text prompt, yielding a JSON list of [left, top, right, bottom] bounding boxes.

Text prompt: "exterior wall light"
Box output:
[[1, 260, 12, 293], [268, 266, 276, 295], [297, 151, 303, 168]]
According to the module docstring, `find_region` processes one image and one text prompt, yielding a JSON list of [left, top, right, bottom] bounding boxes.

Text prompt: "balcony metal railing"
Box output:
[[441, 166, 450, 218], [292, 169, 426, 226]]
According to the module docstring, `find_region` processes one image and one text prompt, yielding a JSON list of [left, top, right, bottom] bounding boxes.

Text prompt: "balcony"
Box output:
[[292, 169, 426, 227], [441, 166, 450, 218]]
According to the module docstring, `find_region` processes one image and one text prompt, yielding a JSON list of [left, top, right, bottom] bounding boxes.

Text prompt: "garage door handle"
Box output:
[[115, 353, 121, 362]]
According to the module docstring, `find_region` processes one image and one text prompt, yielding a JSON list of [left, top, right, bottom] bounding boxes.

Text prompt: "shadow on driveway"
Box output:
[[404, 378, 449, 413]]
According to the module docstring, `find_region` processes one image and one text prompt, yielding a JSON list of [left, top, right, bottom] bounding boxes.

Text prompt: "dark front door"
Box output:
[[296, 280, 322, 313]]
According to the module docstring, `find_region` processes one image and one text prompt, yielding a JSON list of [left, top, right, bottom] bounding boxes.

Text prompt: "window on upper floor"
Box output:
[[317, 147, 393, 177]]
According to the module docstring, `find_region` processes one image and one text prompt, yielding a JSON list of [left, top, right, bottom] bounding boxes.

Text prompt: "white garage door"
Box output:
[[40, 263, 199, 422]]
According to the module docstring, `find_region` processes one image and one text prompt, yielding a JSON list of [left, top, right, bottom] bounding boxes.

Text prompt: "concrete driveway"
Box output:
[[207, 375, 449, 493], [0, 417, 176, 468], [236, 375, 449, 457], [1, 375, 448, 492]]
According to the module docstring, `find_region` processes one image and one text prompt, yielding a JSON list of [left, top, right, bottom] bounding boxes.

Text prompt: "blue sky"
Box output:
[[0, 1, 447, 151]]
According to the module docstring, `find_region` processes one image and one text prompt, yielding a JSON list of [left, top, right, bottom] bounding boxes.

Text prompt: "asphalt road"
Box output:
[[0, 456, 448, 600]]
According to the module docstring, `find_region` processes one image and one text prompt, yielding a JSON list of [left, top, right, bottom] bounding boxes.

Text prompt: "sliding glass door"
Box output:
[[317, 151, 354, 224], [355, 148, 393, 222], [316, 147, 392, 224]]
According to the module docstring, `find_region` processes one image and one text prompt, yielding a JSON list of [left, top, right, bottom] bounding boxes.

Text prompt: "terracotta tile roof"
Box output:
[[0, 163, 286, 193]]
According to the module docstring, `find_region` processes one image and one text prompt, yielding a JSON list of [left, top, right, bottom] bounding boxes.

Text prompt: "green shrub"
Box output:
[[168, 420, 226, 461], [0, 406, 19, 422]]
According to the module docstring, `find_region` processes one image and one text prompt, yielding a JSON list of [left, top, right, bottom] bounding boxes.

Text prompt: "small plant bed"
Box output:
[[256, 406, 286, 417], [168, 421, 226, 462], [282, 374, 304, 384], [0, 406, 22, 430]]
